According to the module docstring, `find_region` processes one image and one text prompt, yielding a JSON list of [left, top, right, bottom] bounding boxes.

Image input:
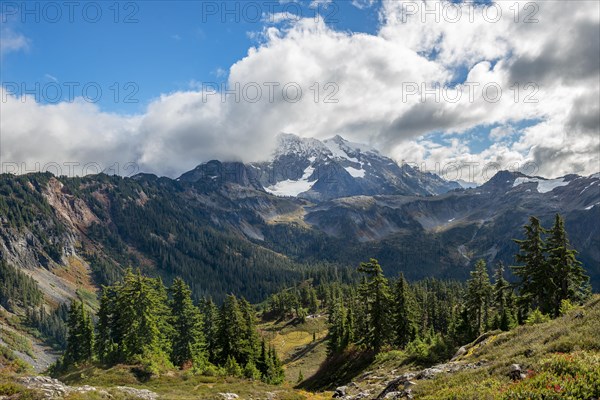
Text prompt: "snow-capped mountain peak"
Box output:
[[252, 133, 459, 200], [323, 135, 379, 159], [273, 133, 328, 159]]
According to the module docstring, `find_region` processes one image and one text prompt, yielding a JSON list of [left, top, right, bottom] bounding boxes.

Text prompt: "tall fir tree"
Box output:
[[326, 296, 346, 355], [111, 270, 171, 364], [466, 260, 492, 336], [95, 288, 114, 364], [64, 300, 94, 365], [199, 298, 220, 364], [217, 294, 245, 365], [512, 216, 553, 315], [264, 345, 285, 384], [257, 338, 268, 377], [239, 298, 260, 366], [493, 262, 513, 331], [393, 273, 417, 348], [545, 214, 590, 316], [493, 262, 509, 310], [169, 277, 206, 368], [357, 258, 391, 352]]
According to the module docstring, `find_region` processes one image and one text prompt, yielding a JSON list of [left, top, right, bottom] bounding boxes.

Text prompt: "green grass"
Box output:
[[0, 344, 33, 374], [0, 376, 44, 399], [1, 326, 35, 358], [50, 314, 335, 399], [259, 316, 329, 384], [299, 346, 377, 391], [57, 364, 331, 400], [412, 295, 600, 399]]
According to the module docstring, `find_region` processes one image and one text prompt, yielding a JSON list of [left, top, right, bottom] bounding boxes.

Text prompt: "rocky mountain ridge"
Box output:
[[179, 133, 461, 201]]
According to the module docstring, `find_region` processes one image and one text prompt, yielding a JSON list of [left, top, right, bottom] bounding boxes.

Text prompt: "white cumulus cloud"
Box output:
[[1, 0, 598, 182]]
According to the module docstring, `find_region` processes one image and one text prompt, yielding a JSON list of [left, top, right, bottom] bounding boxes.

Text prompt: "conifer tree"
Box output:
[[112, 270, 171, 364], [545, 214, 590, 316], [342, 304, 355, 348], [326, 297, 346, 355], [493, 262, 513, 331], [217, 294, 245, 365], [357, 259, 391, 352], [239, 298, 260, 366], [64, 300, 94, 365], [224, 355, 242, 377], [95, 288, 114, 363], [308, 287, 319, 314], [243, 359, 261, 380], [512, 216, 553, 314], [493, 262, 509, 310], [466, 260, 492, 335], [257, 338, 268, 376], [263, 345, 285, 384], [393, 273, 417, 348], [169, 277, 206, 368], [200, 298, 220, 364]]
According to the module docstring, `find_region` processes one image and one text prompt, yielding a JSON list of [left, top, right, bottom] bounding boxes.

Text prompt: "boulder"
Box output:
[[404, 381, 417, 389], [508, 364, 526, 381], [524, 349, 534, 358], [333, 386, 348, 398], [416, 366, 444, 379], [384, 392, 404, 399], [451, 346, 467, 360], [218, 393, 240, 400]]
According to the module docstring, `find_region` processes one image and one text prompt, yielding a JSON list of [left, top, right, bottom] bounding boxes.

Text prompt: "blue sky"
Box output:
[[1, 0, 381, 113], [1, 1, 598, 180]]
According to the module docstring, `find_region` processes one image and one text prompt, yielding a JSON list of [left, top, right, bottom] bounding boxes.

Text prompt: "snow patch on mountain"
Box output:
[[581, 181, 598, 194], [585, 202, 599, 210], [265, 165, 315, 197], [345, 166, 366, 178], [513, 177, 570, 193]]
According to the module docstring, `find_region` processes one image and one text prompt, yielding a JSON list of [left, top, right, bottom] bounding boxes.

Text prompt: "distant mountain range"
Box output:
[[179, 133, 460, 200], [1, 134, 599, 310]]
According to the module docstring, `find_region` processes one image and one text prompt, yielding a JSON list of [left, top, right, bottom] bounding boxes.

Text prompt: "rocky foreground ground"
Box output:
[[12, 376, 159, 400], [330, 359, 489, 400]]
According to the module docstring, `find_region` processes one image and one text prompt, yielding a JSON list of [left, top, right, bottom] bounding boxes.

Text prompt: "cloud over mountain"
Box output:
[[2, 0, 598, 181]]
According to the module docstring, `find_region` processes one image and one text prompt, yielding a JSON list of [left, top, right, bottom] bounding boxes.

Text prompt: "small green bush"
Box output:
[[525, 309, 551, 325], [559, 300, 576, 316], [224, 356, 242, 378]]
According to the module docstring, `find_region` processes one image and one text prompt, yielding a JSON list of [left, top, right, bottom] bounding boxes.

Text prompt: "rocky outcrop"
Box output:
[[326, 360, 489, 400], [218, 393, 240, 400], [18, 376, 159, 399], [508, 364, 527, 381]]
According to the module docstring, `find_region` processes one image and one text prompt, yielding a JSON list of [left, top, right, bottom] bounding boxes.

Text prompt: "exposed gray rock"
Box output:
[[404, 381, 417, 389], [18, 376, 159, 399], [508, 364, 527, 381], [451, 346, 467, 360], [350, 390, 371, 399], [384, 392, 404, 399], [332, 386, 348, 398], [218, 393, 240, 400], [416, 366, 444, 380], [524, 349, 534, 358], [18, 376, 107, 399], [377, 373, 415, 399], [115, 386, 159, 399]]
